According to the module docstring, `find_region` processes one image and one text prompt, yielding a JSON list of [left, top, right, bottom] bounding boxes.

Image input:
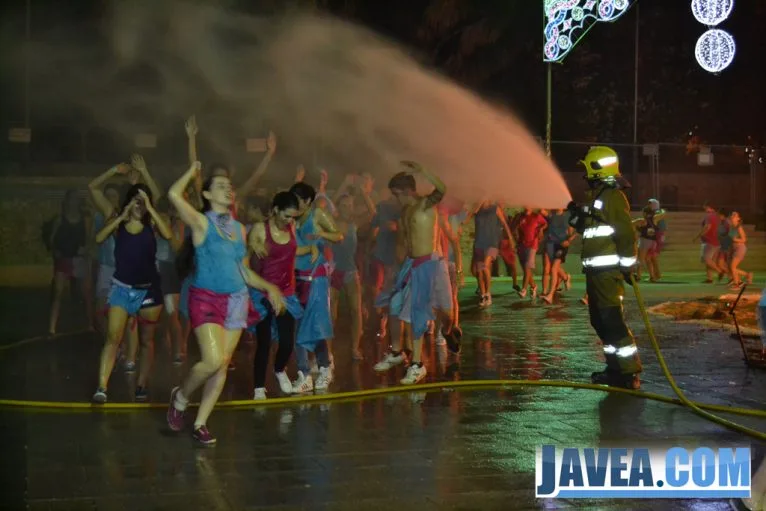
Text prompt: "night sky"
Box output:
[[0, 0, 764, 147]]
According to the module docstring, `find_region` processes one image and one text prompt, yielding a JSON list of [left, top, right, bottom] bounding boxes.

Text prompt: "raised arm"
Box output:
[[168, 162, 208, 239], [358, 174, 377, 219], [88, 163, 130, 218], [295, 165, 306, 183], [313, 208, 344, 243], [95, 202, 131, 244], [316, 170, 338, 216], [130, 154, 162, 203], [136, 189, 172, 240], [237, 131, 276, 199], [185, 116, 203, 206], [401, 160, 445, 209]]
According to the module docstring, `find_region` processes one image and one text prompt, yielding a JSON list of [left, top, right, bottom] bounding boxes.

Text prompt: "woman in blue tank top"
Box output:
[[166, 161, 285, 445], [92, 181, 171, 405], [288, 182, 344, 395]]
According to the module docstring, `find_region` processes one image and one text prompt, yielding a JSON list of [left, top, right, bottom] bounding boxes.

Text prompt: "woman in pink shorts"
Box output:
[[166, 162, 284, 445]]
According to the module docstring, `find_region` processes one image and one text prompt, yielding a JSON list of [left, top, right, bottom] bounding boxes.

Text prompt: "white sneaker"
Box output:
[[292, 371, 314, 393], [435, 331, 447, 346], [315, 366, 333, 390], [253, 387, 267, 400], [518, 288, 527, 298], [400, 364, 427, 385], [374, 352, 405, 372], [276, 371, 293, 394]]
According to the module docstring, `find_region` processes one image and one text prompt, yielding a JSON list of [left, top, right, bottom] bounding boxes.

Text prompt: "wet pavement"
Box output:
[[1, 272, 765, 510]]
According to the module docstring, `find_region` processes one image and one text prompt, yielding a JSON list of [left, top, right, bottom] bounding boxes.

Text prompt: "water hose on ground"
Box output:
[[629, 274, 766, 442], [0, 282, 764, 443]]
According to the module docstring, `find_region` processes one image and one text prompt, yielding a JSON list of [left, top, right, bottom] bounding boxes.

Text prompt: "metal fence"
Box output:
[[549, 140, 764, 215], [1, 123, 764, 216]]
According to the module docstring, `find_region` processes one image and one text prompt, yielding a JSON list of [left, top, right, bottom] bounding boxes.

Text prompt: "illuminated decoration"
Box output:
[[544, 0, 633, 63], [695, 29, 736, 73], [691, 0, 734, 26]]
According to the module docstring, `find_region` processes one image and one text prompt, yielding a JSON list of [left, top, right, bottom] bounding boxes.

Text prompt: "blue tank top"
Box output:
[[191, 213, 247, 294], [332, 223, 357, 272], [473, 205, 501, 250], [113, 222, 158, 286], [295, 209, 326, 271], [95, 212, 116, 267]]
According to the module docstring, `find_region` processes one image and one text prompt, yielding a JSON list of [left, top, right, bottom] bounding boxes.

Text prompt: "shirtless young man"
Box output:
[[373, 161, 462, 385]]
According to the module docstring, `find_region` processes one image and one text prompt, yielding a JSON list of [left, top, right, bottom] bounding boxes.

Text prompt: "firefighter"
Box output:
[[567, 146, 642, 390]]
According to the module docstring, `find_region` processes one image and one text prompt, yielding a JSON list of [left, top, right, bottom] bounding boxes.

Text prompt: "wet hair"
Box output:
[[388, 172, 416, 192], [289, 182, 316, 203], [272, 191, 300, 212], [120, 183, 153, 225]]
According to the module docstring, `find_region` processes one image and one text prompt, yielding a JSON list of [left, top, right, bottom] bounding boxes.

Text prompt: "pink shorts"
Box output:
[[187, 287, 255, 331]]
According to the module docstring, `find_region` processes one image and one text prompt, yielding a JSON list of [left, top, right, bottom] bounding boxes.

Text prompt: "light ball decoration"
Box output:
[[691, 0, 734, 26], [695, 29, 736, 73]]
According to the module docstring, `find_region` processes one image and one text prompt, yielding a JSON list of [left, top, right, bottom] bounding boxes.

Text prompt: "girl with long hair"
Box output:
[[248, 191, 304, 399], [92, 183, 171, 403], [166, 162, 284, 445]]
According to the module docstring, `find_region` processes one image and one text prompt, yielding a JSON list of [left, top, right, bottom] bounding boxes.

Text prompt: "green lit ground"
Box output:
[[0, 274, 764, 510]]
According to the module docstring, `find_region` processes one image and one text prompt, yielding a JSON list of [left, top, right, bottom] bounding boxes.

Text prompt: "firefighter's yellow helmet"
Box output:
[[581, 146, 621, 179]]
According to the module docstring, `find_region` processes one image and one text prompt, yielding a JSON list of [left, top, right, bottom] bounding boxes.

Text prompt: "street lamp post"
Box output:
[[543, 0, 637, 162]]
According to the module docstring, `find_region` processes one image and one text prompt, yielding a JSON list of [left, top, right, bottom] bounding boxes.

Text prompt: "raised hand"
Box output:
[[136, 188, 152, 208], [361, 173, 374, 194], [320, 169, 329, 188], [295, 165, 306, 183], [266, 131, 277, 154], [130, 153, 147, 172], [185, 115, 198, 137], [112, 163, 131, 175]]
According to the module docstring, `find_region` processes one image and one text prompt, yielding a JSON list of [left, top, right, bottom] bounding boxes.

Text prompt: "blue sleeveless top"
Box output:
[[113, 222, 158, 286], [332, 223, 357, 272], [191, 212, 247, 294], [295, 209, 326, 271]]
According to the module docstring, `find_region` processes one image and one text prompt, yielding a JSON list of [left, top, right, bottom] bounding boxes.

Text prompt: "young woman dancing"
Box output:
[[166, 162, 284, 445], [92, 183, 171, 403]]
